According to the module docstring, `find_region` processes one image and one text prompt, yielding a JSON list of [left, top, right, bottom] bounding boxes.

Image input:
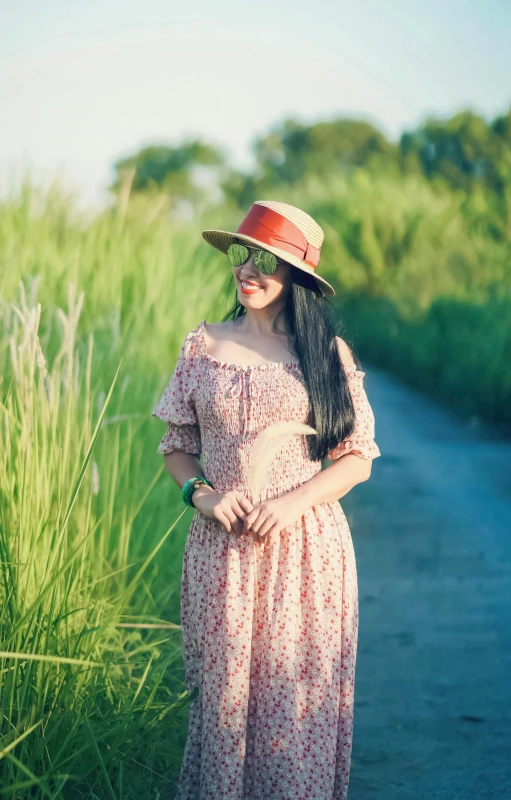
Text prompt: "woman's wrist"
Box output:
[[191, 483, 215, 506], [291, 476, 325, 511], [181, 476, 214, 508]]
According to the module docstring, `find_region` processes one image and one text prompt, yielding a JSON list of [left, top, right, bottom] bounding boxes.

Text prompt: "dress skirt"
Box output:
[[152, 320, 381, 799]]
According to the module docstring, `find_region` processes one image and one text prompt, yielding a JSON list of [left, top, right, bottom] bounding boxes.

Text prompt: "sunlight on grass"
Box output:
[[0, 272, 197, 795], [0, 168, 509, 796]]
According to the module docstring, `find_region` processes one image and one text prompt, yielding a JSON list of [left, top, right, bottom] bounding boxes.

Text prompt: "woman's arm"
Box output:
[[163, 450, 214, 504], [163, 451, 257, 528], [289, 333, 374, 507], [289, 453, 372, 513], [163, 450, 203, 486], [243, 454, 372, 541], [244, 334, 378, 538]]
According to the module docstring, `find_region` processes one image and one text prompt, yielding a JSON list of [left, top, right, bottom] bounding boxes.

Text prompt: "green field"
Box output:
[[1, 160, 510, 795]]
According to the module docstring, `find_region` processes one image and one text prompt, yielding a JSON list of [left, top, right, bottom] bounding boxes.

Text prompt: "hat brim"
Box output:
[[201, 229, 335, 297]]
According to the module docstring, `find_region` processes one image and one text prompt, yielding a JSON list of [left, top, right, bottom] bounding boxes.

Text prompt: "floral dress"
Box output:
[[152, 319, 381, 800]]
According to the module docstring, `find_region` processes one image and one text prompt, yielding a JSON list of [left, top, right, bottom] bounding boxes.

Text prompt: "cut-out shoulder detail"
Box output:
[[195, 319, 301, 370]]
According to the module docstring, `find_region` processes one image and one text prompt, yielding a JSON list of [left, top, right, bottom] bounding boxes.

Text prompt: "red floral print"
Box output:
[[152, 320, 381, 799]]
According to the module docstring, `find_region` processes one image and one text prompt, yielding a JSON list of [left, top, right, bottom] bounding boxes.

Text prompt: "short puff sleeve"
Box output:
[[327, 364, 381, 461], [152, 330, 201, 456]]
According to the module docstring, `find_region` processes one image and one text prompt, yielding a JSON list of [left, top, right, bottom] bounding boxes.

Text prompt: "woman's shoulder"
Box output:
[[179, 319, 234, 360], [198, 319, 241, 352], [178, 319, 207, 358], [202, 319, 236, 336], [335, 335, 357, 369], [334, 335, 365, 378]]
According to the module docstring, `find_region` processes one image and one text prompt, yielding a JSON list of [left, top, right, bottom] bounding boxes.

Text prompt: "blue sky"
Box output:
[[1, 0, 510, 209]]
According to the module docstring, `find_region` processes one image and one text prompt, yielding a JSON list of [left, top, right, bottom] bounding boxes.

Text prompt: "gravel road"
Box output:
[[343, 366, 511, 799]]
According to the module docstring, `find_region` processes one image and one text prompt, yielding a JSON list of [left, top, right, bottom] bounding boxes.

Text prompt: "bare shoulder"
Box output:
[[335, 335, 357, 369], [203, 320, 235, 341], [205, 321, 233, 332]]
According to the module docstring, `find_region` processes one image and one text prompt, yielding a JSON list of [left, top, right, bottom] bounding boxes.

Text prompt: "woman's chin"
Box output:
[[239, 291, 263, 305]]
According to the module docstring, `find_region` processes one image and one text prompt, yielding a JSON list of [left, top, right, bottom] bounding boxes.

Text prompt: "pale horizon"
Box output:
[[1, 0, 510, 211]]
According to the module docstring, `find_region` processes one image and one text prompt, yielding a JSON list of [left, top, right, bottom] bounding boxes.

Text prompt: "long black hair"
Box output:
[[221, 265, 358, 462]]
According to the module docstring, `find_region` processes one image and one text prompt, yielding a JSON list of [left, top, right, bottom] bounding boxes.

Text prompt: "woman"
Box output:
[[152, 200, 381, 799]]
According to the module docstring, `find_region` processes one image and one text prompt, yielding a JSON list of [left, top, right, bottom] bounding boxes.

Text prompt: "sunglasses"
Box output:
[[226, 243, 283, 276]]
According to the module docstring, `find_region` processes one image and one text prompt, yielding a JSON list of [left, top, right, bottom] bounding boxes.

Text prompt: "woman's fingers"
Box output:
[[229, 494, 253, 536], [231, 501, 251, 534], [222, 505, 241, 535], [216, 492, 257, 537], [217, 511, 232, 532], [256, 518, 276, 541], [248, 506, 268, 535], [234, 495, 253, 533], [242, 506, 258, 534], [230, 518, 244, 536], [237, 494, 254, 514]]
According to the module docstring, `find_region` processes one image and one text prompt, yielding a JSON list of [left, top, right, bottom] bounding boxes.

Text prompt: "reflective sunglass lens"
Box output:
[[227, 242, 279, 274], [227, 243, 250, 267], [253, 249, 278, 275]]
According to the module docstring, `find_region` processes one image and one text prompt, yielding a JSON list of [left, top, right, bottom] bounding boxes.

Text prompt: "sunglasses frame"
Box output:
[[227, 242, 285, 275]]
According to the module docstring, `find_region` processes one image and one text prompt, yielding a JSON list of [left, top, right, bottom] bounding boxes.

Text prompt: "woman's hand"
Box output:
[[243, 494, 305, 545], [192, 486, 253, 537]]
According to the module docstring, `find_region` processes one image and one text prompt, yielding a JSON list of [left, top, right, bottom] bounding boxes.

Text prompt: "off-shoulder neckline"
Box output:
[[195, 319, 301, 371], [193, 319, 364, 375]]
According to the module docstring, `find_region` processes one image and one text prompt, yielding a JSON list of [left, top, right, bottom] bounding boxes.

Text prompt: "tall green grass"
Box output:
[[0, 180, 234, 797], [0, 277, 203, 796], [0, 166, 509, 796]]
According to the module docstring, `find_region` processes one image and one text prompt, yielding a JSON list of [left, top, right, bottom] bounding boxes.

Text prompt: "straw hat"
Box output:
[[201, 200, 335, 297]]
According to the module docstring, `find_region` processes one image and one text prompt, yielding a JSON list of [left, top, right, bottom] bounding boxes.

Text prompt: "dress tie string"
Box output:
[[224, 370, 261, 433]]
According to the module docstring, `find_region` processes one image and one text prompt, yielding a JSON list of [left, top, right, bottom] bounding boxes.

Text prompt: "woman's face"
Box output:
[[232, 249, 292, 309]]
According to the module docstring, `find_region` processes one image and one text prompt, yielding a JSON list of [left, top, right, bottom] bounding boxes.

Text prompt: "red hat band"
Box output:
[[236, 204, 320, 270]]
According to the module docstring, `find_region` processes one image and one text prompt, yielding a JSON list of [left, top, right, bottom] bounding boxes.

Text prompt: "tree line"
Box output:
[[110, 107, 511, 214]]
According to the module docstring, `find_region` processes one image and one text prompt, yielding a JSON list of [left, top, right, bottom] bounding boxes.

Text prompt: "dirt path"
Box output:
[[343, 367, 511, 799]]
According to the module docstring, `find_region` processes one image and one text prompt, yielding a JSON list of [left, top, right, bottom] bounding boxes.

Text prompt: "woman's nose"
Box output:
[[239, 261, 260, 279]]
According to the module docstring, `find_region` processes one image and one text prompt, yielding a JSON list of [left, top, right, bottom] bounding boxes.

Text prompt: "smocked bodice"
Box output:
[[152, 319, 381, 503]]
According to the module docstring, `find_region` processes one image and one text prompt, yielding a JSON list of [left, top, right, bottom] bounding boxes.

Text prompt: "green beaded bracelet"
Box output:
[[182, 476, 214, 508]]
